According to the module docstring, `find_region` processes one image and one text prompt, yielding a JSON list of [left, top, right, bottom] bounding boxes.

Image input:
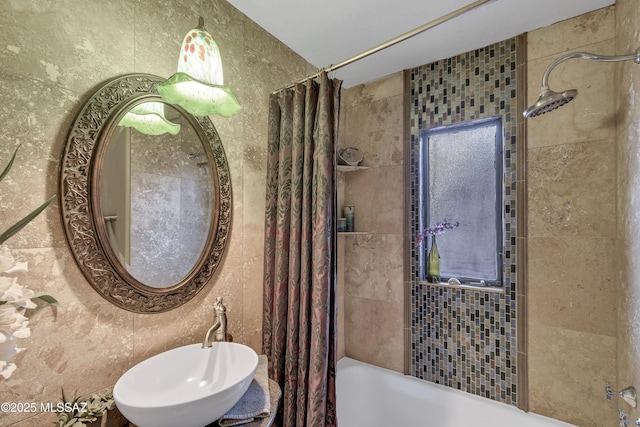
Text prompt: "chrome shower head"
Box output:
[[523, 47, 640, 118], [523, 86, 578, 118]]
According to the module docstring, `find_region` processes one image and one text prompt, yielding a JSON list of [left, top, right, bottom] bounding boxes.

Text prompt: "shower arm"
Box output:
[[540, 48, 640, 89]]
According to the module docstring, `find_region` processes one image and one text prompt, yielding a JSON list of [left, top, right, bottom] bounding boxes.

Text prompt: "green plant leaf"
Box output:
[[61, 387, 78, 404], [0, 146, 19, 183], [0, 195, 56, 245], [35, 294, 61, 307]]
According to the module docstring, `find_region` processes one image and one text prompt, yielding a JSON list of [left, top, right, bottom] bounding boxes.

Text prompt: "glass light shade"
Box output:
[[118, 102, 181, 136], [157, 24, 241, 117]]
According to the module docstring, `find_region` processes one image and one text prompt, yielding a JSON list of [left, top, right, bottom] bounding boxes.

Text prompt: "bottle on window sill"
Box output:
[[427, 235, 440, 283]]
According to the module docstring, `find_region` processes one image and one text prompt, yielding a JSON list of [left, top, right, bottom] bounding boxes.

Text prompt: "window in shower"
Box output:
[[419, 116, 504, 287]]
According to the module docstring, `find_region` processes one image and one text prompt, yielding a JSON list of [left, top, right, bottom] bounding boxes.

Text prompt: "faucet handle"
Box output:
[[607, 383, 638, 408], [214, 296, 226, 313]]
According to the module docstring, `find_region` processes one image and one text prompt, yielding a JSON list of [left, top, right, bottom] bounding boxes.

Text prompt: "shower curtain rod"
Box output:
[[272, 0, 495, 93]]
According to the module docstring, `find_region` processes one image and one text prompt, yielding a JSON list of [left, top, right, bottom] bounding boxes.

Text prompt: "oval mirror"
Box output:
[[59, 74, 231, 313]]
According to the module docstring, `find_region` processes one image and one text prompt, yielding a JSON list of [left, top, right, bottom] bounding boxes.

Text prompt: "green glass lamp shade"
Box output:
[[157, 24, 241, 118], [118, 102, 181, 136]]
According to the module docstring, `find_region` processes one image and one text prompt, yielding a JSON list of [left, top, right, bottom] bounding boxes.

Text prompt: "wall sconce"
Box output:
[[157, 17, 241, 118], [117, 102, 181, 136]]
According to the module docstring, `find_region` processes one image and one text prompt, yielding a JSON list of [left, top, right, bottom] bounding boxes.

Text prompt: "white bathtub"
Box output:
[[336, 357, 576, 427]]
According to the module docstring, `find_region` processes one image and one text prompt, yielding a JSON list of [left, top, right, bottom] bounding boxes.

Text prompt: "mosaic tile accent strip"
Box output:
[[408, 37, 521, 405]]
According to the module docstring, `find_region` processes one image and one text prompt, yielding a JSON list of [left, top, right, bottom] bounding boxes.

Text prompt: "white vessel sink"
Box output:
[[114, 342, 258, 427]]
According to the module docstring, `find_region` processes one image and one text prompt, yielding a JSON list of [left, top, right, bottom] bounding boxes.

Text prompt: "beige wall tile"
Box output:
[[344, 296, 404, 372], [0, 1, 136, 95], [527, 138, 616, 238], [527, 6, 615, 61], [337, 294, 346, 360], [528, 323, 617, 427], [341, 94, 404, 167], [0, 1, 310, 424], [528, 237, 617, 336], [8, 410, 55, 426], [616, 0, 640, 422], [526, 6, 621, 424], [337, 234, 346, 359], [343, 165, 404, 235], [134, 0, 202, 79], [0, 248, 134, 426], [344, 234, 404, 306], [340, 72, 405, 372], [342, 73, 404, 108], [0, 71, 76, 250]]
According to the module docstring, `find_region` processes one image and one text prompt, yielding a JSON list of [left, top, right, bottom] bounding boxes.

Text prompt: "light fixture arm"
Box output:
[[540, 48, 640, 89], [197, 16, 205, 31]]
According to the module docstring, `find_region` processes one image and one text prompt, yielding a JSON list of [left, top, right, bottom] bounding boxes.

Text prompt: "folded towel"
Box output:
[[218, 354, 270, 426]]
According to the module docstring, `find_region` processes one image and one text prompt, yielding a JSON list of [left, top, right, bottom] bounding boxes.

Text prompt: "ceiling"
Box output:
[[226, 0, 615, 88]]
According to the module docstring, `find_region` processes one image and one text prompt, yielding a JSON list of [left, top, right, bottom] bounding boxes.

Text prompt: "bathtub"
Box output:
[[336, 357, 576, 427]]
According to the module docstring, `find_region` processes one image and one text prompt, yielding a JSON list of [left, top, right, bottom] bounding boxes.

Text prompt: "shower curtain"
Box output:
[[262, 71, 341, 427]]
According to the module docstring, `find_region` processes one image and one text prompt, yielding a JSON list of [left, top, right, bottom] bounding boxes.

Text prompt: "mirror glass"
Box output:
[[60, 74, 231, 313], [101, 104, 212, 287]]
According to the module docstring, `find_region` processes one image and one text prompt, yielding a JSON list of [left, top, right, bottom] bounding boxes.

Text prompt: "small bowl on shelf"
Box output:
[[338, 147, 363, 166]]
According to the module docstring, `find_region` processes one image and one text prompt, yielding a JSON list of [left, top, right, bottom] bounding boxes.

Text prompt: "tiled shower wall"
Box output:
[[526, 7, 618, 426], [408, 37, 524, 405], [340, 6, 629, 426], [617, 0, 640, 425], [338, 74, 406, 372]]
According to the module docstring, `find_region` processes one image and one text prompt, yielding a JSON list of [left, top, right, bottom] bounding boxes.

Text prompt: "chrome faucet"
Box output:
[[618, 409, 640, 426], [202, 296, 227, 348]]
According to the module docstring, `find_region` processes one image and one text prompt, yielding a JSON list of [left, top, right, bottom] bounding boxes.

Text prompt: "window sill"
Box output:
[[418, 280, 504, 294]]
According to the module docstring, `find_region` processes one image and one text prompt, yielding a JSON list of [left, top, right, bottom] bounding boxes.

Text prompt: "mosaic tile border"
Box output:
[[407, 36, 524, 406]]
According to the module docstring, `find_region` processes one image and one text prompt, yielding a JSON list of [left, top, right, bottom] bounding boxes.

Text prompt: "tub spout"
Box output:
[[202, 297, 227, 348], [619, 409, 640, 426]]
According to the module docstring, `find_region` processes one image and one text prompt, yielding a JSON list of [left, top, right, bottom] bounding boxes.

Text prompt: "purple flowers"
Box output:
[[415, 219, 460, 246]]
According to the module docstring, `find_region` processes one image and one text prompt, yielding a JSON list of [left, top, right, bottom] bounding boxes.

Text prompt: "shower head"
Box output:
[[523, 86, 578, 118], [524, 48, 640, 118], [188, 148, 204, 160]]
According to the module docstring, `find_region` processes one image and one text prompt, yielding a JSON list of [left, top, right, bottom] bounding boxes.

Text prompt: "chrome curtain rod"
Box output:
[[273, 0, 495, 94]]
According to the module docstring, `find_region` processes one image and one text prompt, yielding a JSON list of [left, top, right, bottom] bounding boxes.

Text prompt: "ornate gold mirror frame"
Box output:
[[59, 74, 231, 313]]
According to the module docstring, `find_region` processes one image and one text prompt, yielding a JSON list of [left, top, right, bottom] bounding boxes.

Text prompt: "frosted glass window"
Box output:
[[420, 118, 503, 286]]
